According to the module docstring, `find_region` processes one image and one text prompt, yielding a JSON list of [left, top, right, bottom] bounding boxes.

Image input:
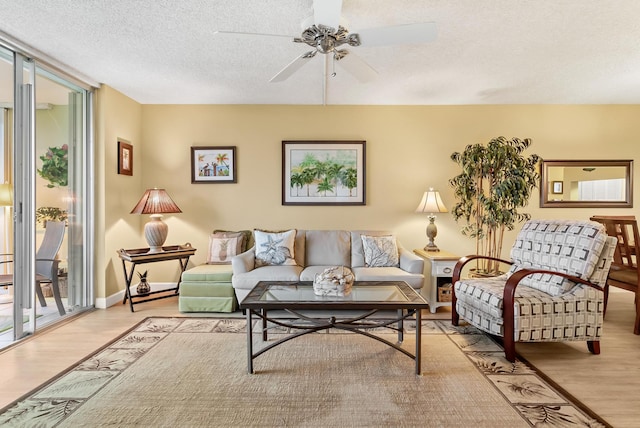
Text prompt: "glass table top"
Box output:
[[261, 284, 408, 303]]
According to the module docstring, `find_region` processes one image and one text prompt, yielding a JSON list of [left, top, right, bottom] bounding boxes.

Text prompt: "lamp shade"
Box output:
[[415, 188, 448, 214], [0, 183, 12, 207], [130, 188, 182, 215]]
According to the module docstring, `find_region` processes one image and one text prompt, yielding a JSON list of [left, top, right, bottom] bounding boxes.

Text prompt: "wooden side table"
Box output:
[[117, 243, 196, 312], [413, 249, 459, 313]]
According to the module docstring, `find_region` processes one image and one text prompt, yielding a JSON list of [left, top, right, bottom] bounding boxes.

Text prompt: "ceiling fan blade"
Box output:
[[213, 30, 293, 39], [335, 51, 377, 83], [313, 0, 342, 30], [356, 22, 437, 47], [270, 51, 317, 82]]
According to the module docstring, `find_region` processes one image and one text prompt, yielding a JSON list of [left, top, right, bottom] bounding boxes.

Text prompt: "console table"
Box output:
[[117, 243, 196, 312], [413, 249, 459, 313]]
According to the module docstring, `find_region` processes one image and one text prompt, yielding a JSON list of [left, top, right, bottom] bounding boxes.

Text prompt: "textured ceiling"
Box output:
[[1, 0, 639, 105]]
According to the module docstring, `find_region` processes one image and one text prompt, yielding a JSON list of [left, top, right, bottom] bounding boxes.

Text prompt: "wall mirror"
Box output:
[[540, 160, 633, 208]]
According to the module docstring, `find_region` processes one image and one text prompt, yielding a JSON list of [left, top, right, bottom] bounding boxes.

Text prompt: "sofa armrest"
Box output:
[[232, 246, 255, 274], [399, 247, 423, 274]]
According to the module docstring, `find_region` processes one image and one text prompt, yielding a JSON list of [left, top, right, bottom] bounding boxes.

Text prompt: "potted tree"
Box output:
[[449, 136, 540, 275]]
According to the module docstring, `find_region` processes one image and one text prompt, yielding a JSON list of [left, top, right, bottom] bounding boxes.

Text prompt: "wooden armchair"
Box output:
[[589, 216, 640, 335], [452, 219, 617, 362]]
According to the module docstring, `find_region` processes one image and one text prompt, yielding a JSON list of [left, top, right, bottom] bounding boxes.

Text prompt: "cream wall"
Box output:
[[96, 86, 143, 300], [97, 96, 640, 300], [135, 104, 640, 281]]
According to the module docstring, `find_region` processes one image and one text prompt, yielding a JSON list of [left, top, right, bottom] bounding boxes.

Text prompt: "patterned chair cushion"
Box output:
[[508, 220, 608, 296], [455, 278, 604, 341]]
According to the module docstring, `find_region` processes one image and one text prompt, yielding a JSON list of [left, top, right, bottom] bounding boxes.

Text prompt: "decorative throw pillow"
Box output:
[[213, 229, 252, 252], [207, 233, 243, 264], [361, 235, 399, 267], [254, 229, 297, 267]]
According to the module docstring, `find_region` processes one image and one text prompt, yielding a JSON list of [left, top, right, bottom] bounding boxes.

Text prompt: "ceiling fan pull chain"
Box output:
[[332, 55, 337, 77]]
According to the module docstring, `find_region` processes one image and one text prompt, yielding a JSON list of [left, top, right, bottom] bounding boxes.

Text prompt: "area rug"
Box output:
[[0, 317, 609, 427]]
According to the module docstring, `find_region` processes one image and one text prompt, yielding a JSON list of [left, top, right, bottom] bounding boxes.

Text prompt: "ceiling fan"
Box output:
[[214, 0, 437, 84]]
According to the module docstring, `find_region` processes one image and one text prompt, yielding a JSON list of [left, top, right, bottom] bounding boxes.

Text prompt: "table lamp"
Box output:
[[0, 183, 12, 207], [415, 188, 448, 251], [130, 188, 182, 253]]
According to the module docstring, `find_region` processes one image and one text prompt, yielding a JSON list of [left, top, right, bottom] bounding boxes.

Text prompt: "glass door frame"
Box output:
[[12, 52, 36, 338], [3, 46, 95, 342]]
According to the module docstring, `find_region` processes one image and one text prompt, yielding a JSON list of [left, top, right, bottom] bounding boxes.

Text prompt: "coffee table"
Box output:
[[240, 280, 430, 375]]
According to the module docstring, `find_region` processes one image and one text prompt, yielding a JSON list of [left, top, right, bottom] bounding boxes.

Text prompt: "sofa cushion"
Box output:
[[350, 230, 393, 268], [207, 233, 242, 264], [361, 234, 399, 267], [254, 229, 297, 267], [232, 265, 304, 290], [305, 230, 350, 266], [508, 220, 608, 296], [182, 264, 233, 282], [300, 265, 353, 282], [351, 266, 424, 289]]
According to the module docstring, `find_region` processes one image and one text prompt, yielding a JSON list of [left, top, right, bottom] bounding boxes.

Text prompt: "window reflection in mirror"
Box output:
[[540, 160, 633, 208]]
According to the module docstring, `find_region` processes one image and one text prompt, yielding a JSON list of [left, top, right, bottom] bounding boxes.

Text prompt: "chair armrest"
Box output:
[[399, 247, 423, 274], [232, 246, 255, 274], [452, 255, 513, 284]]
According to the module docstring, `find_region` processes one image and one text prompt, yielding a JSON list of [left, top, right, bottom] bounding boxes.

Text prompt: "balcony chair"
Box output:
[[589, 216, 640, 335], [0, 220, 67, 315], [452, 219, 617, 362]]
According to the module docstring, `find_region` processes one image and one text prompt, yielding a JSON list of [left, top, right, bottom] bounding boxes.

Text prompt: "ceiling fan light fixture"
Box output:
[[318, 36, 336, 53], [296, 24, 359, 55]]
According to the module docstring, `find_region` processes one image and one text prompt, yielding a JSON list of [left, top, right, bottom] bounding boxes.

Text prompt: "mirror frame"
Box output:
[[540, 159, 633, 208]]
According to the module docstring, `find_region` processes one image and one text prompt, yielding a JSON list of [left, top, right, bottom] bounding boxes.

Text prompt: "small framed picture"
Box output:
[[552, 181, 563, 194], [118, 139, 133, 176], [191, 146, 237, 183], [282, 140, 366, 205]]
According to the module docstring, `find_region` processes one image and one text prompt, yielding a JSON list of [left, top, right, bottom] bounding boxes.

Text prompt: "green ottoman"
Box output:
[[179, 264, 237, 313]]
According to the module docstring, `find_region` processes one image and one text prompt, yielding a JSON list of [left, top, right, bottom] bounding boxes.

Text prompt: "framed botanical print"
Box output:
[[282, 140, 366, 205]]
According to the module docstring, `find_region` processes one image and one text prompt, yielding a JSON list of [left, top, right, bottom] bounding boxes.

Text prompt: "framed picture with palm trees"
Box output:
[[282, 140, 366, 205], [191, 146, 237, 183]]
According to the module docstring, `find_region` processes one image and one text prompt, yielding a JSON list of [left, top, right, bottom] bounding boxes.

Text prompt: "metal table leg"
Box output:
[[246, 309, 254, 374], [415, 308, 422, 375]]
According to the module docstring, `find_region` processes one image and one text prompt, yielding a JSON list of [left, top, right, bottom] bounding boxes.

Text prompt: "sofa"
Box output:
[[231, 229, 424, 302]]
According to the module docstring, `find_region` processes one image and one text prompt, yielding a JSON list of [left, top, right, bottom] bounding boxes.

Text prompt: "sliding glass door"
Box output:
[[0, 43, 94, 347]]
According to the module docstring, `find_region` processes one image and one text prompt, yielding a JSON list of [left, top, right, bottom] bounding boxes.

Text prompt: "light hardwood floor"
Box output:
[[0, 289, 638, 427]]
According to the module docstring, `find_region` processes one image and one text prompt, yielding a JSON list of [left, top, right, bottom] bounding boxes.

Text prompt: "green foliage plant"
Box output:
[[449, 136, 540, 274], [35, 206, 68, 227], [37, 145, 68, 188]]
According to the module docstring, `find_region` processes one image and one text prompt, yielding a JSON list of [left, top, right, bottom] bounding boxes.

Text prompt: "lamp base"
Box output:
[[425, 215, 440, 252], [144, 214, 168, 253]]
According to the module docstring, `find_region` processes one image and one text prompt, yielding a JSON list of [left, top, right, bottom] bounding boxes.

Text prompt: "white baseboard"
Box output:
[[96, 282, 178, 309]]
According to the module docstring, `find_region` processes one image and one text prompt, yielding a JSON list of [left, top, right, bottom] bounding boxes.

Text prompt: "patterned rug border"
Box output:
[[513, 349, 610, 427], [441, 323, 611, 428], [0, 316, 611, 427]]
